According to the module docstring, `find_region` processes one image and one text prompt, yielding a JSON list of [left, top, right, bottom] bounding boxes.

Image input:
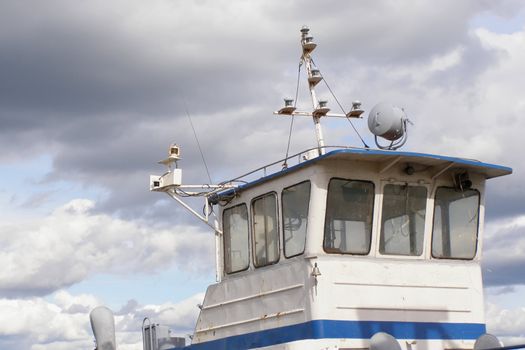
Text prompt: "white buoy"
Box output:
[[370, 332, 402, 350], [90, 306, 117, 350], [474, 334, 503, 350]]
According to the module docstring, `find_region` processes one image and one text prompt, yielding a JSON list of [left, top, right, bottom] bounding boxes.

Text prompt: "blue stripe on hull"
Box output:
[[182, 320, 486, 350]]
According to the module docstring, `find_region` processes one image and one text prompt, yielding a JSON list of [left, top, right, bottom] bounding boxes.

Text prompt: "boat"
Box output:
[[89, 27, 518, 350]]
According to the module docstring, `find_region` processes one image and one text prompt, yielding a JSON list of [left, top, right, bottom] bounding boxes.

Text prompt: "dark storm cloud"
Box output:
[[0, 0, 501, 118], [0, 0, 518, 223], [483, 220, 525, 287], [484, 262, 525, 287], [486, 186, 525, 221], [0, 0, 288, 118]]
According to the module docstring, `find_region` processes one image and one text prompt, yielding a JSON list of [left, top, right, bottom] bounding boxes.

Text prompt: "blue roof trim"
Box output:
[[213, 148, 512, 201], [325, 148, 512, 172], [179, 319, 486, 350]]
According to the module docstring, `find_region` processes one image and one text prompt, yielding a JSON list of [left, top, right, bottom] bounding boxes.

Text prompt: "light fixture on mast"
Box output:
[[278, 98, 297, 115], [275, 26, 365, 156]]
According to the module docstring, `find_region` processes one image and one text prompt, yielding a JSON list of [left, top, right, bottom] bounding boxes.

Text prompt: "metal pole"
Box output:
[[214, 218, 222, 282], [165, 190, 223, 234], [301, 27, 325, 155]]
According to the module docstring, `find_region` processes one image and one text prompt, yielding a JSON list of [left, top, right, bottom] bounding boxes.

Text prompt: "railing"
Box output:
[[142, 317, 155, 350], [219, 145, 365, 188]]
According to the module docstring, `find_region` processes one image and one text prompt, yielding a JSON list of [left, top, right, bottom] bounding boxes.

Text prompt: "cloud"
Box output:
[[0, 292, 96, 349], [483, 215, 525, 286], [0, 199, 214, 298], [0, 290, 202, 350], [0, 0, 525, 346], [1, 0, 519, 223], [486, 302, 525, 342]]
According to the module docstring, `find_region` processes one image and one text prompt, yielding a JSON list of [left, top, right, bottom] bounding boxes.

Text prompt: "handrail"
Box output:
[[142, 317, 154, 350], [219, 145, 363, 187]]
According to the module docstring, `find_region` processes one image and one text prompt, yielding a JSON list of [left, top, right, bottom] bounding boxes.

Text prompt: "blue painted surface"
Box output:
[[324, 149, 512, 173], [213, 148, 513, 201], [177, 320, 486, 350]]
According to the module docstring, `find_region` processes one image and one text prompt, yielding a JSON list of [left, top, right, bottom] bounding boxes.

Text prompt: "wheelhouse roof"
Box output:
[[213, 148, 512, 201]]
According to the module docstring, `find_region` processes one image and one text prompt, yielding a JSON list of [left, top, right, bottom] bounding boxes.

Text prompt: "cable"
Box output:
[[311, 59, 369, 148], [183, 99, 213, 184], [283, 61, 303, 168]]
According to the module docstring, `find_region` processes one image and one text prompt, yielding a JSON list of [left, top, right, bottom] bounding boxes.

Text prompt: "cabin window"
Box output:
[[380, 184, 427, 256], [324, 179, 374, 254], [252, 193, 279, 267], [282, 181, 311, 258], [223, 204, 250, 274], [432, 187, 480, 259]]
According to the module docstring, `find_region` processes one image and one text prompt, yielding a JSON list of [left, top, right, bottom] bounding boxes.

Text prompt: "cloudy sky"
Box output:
[[1, 0, 525, 349]]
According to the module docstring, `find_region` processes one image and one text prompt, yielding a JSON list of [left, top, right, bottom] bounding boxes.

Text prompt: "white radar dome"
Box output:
[[368, 103, 407, 141]]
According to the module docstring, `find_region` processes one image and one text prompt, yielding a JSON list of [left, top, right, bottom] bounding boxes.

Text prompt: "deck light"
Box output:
[[301, 27, 317, 52], [454, 172, 472, 191], [311, 262, 321, 277], [347, 100, 365, 118], [405, 165, 415, 175], [278, 98, 297, 115], [308, 69, 323, 86], [300, 25, 309, 35], [169, 144, 181, 159]]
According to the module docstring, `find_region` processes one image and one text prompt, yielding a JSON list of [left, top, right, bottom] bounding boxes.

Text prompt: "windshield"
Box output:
[[432, 187, 480, 259], [324, 179, 375, 254], [380, 184, 427, 256]]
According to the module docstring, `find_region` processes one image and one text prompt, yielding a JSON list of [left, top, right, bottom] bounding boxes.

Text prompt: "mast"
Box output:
[[276, 26, 363, 157], [300, 26, 326, 155]]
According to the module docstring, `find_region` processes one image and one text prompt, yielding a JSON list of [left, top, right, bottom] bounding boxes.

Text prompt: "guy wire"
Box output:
[[283, 61, 303, 168], [311, 58, 369, 148], [183, 99, 213, 184]]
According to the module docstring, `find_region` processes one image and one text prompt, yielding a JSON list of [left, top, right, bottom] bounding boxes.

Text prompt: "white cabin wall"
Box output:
[[216, 157, 488, 277], [306, 159, 381, 257], [193, 258, 312, 344], [197, 155, 491, 348], [299, 157, 488, 326], [218, 165, 324, 279], [303, 165, 326, 258]]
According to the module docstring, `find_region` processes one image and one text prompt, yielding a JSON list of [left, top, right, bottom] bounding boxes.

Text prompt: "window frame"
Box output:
[[222, 203, 250, 274], [378, 182, 429, 257], [431, 186, 481, 260], [323, 178, 375, 255], [282, 180, 311, 259], [251, 191, 280, 268]]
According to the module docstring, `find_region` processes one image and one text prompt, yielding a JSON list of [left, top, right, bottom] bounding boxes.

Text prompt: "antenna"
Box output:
[[183, 100, 213, 183]]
